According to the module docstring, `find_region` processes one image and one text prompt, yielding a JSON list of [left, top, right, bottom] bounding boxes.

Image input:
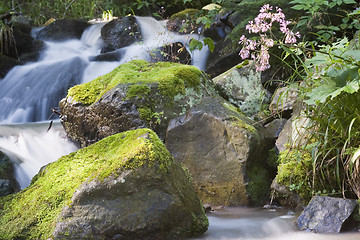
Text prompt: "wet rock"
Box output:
[[0, 54, 20, 79], [212, 60, 271, 117], [296, 196, 358, 233], [166, 97, 274, 206], [89, 49, 123, 62], [151, 42, 191, 65], [0, 151, 19, 195], [60, 60, 216, 147], [100, 16, 141, 52], [36, 19, 90, 41], [0, 129, 208, 239]]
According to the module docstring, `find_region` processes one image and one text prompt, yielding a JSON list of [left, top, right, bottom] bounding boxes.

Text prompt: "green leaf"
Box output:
[[203, 37, 215, 52], [291, 5, 305, 10], [343, 0, 356, 4], [305, 68, 360, 105], [189, 38, 203, 52]]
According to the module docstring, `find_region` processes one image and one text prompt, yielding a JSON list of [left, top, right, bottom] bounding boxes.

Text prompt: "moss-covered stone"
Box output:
[[68, 60, 201, 106], [0, 128, 208, 239], [60, 60, 215, 146], [275, 148, 313, 203]]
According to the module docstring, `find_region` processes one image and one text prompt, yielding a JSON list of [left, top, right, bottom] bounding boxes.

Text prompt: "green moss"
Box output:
[[247, 165, 271, 205], [0, 128, 173, 239], [235, 60, 250, 69], [170, 9, 200, 20], [222, 102, 257, 133], [276, 148, 313, 202], [67, 60, 202, 106], [126, 84, 151, 100]]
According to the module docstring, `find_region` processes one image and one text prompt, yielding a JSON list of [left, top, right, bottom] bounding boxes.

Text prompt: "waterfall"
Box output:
[[0, 121, 78, 189]]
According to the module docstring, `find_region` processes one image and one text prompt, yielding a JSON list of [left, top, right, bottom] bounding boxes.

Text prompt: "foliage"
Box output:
[[299, 34, 360, 198], [2, 0, 212, 26], [290, 0, 360, 43]]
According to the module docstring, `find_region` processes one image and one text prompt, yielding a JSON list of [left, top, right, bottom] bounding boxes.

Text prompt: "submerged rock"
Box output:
[[60, 59, 215, 147], [0, 128, 208, 239], [296, 196, 358, 233], [166, 97, 274, 206], [212, 60, 271, 117]]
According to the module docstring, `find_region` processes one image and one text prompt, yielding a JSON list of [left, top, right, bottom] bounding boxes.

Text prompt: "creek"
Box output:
[[0, 17, 359, 239]]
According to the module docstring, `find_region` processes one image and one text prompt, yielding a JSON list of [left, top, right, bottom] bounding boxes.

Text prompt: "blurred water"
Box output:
[[193, 207, 360, 240]]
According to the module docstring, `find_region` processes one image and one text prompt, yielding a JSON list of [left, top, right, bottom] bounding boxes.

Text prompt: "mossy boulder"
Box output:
[[0, 128, 208, 239], [60, 59, 215, 147], [212, 60, 271, 117], [166, 97, 275, 206]]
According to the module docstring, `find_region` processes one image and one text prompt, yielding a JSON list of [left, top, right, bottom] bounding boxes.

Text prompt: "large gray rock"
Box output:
[[269, 86, 299, 116], [212, 60, 271, 117], [296, 196, 358, 233], [60, 60, 216, 147], [0, 129, 208, 239], [166, 97, 274, 206]]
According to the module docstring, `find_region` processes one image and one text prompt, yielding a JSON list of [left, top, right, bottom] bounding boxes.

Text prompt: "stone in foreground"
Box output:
[[0, 128, 208, 240], [296, 196, 358, 234], [60, 60, 215, 147]]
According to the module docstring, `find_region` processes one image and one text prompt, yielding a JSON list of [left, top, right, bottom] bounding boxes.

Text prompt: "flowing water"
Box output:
[[193, 207, 360, 240], [0, 17, 359, 239]]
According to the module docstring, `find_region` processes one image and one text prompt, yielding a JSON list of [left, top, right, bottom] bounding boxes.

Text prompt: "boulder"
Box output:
[[0, 151, 19, 196], [0, 128, 208, 239], [0, 54, 20, 79], [166, 97, 275, 206], [269, 86, 299, 117], [212, 60, 271, 117], [296, 196, 358, 233], [36, 19, 90, 41], [100, 16, 141, 53], [60, 60, 216, 147]]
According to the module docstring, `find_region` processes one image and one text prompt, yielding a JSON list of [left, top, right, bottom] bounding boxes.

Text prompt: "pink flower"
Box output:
[[238, 4, 301, 71]]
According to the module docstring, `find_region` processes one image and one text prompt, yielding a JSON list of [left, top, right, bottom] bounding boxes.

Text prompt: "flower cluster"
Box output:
[[239, 4, 300, 71]]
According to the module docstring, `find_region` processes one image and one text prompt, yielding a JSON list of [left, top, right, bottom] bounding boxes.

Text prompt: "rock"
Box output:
[[100, 16, 141, 52], [0, 128, 208, 239], [212, 60, 271, 117], [0, 151, 19, 195], [36, 19, 90, 41], [275, 109, 310, 153], [296, 196, 358, 233], [166, 97, 275, 206], [89, 49, 123, 62], [151, 42, 191, 65], [270, 179, 303, 210], [0, 179, 13, 197], [269, 86, 299, 117], [60, 60, 216, 147], [167, 9, 201, 35], [0, 54, 20, 79], [264, 118, 288, 139]]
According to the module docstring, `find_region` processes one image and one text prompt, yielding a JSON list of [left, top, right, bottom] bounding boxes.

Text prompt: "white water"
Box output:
[[0, 121, 78, 189], [193, 208, 360, 240]]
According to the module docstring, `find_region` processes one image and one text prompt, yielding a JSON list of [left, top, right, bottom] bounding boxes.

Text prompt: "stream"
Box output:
[[0, 17, 360, 239]]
